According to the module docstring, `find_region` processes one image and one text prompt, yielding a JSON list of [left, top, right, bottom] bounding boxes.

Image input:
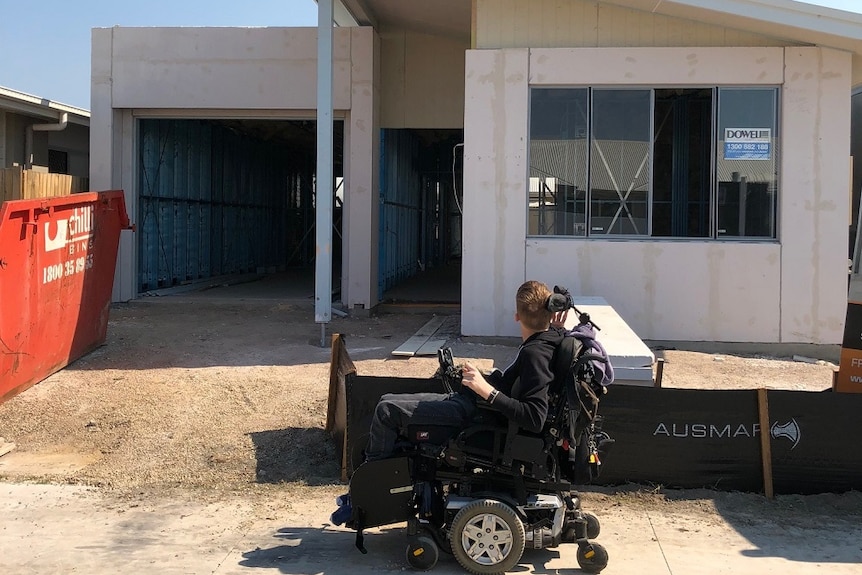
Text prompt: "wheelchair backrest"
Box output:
[[547, 321, 613, 443]]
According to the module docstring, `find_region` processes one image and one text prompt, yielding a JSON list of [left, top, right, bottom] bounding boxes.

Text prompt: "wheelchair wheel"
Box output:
[[406, 535, 439, 571], [577, 542, 609, 573], [449, 499, 525, 575], [584, 512, 601, 539]]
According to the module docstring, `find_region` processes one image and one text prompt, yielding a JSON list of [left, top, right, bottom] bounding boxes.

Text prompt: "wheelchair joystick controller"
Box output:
[[436, 347, 463, 394]]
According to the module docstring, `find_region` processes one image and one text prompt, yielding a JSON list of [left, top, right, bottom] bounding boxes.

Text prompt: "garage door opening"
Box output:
[[379, 128, 463, 305], [137, 118, 343, 298]]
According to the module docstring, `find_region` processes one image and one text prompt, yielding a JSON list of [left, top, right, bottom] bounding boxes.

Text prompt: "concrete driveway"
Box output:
[[3, 483, 861, 575]]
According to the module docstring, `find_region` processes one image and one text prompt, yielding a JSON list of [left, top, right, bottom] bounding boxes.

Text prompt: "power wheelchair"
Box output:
[[340, 325, 614, 574]]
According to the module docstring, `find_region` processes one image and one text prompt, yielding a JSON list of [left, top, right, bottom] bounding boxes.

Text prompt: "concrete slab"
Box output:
[[566, 297, 656, 387], [3, 482, 861, 575]]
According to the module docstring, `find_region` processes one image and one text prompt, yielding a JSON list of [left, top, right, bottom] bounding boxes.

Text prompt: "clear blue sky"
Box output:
[[0, 0, 860, 110]]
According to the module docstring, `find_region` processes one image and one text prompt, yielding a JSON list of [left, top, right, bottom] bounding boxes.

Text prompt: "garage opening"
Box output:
[[378, 128, 463, 305], [137, 118, 343, 297]]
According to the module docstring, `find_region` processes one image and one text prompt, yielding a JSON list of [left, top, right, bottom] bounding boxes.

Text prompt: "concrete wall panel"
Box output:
[[110, 27, 353, 110], [529, 47, 784, 86], [781, 47, 851, 343], [344, 27, 380, 309], [526, 240, 781, 342], [462, 48, 529, 337]]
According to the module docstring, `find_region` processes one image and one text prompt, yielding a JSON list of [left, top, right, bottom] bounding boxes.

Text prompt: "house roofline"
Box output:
[[0, 86, 90, 127]]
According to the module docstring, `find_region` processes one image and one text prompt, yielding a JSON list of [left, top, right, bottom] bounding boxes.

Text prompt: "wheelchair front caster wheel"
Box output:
[[406, 535, 439, 571], [577, 542, 609, 573], [584, 512, 601, 539]]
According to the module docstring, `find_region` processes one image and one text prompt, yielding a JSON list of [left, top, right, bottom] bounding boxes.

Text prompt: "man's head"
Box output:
[[515, 280, 553, 332]]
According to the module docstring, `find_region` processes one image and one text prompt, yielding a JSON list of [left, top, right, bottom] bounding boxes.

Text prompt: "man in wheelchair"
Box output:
[[331, 281, 614, 574]]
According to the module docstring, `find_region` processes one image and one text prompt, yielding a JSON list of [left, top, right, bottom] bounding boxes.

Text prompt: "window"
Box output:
[[716, 88, 778, 238], [529, 89, 588, 236], [48, 149, 69, 175], [528, 87, 779, 239], [590, 89, 651, 236]]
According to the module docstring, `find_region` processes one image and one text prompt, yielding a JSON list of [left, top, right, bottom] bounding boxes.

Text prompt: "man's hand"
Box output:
[[551, 309, 569, 328], [461, 363, 497, 401]]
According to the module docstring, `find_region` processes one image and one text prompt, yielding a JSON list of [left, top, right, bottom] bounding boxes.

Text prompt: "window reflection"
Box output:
[[590, 89, 651, 236], [716, 88, 778, 238], [528, 89, 588, 236]]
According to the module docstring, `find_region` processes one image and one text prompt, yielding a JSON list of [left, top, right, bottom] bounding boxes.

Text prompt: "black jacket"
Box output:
[[486, 327, 565, 433]]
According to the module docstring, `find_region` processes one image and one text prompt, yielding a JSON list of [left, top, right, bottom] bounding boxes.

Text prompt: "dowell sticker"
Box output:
[[654, 418, 801, 449]]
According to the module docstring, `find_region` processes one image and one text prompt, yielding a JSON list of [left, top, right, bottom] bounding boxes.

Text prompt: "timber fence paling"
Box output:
[[0, 167, 83, 202], [0, 167, 23, 203]]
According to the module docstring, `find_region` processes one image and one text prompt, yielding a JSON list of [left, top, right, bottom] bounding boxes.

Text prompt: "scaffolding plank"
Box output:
[[415, 339, 448, 357], [391, 317, 446, 357]]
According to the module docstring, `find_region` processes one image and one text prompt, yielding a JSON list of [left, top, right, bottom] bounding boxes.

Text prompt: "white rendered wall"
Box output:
[[109, 27, 353, 110], [781, 47, 851, 343], [91, 26, 380, 309], [462, 46, 850, 343], [343, 28, 380, 309], [462, 49, 529, 337]]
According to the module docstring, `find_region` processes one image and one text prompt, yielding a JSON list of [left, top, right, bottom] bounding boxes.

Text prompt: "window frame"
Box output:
[[526, 85, 781, 242]]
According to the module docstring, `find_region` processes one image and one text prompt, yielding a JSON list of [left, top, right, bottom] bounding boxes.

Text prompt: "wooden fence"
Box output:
[[0, 166, 89, 203]]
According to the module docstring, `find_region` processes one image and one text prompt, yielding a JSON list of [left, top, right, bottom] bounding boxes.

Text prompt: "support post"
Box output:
[[315, 0, 334, 343], [757, 388, 774, 499]]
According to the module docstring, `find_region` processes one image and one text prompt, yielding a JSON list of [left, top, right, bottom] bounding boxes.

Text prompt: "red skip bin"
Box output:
[[0, 191, 132, 403]]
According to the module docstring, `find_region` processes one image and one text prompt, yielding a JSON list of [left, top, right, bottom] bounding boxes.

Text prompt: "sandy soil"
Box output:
[[0, 294, 855, 525]]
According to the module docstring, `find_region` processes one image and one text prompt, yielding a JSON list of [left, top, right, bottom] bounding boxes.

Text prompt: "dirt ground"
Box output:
[[0, 291, 858, 529]]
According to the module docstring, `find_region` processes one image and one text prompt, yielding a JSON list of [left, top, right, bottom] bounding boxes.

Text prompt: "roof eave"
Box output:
[[0, 86, 90, 126]]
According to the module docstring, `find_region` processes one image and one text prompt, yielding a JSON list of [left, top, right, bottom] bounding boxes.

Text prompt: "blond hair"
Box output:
[[516, 280, 553, 332]]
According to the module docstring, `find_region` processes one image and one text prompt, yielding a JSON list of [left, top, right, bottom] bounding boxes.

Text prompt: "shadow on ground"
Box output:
[[239, 525, 587, 574], [250, 428, 341, 485], [239, 525, 415, 573]]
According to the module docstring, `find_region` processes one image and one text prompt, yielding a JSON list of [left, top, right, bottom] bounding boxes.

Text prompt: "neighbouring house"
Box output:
[[90, 0, 862, 344], [0, 85, 89, 178]]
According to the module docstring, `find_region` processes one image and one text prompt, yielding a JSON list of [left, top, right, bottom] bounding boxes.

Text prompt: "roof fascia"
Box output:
[[334, 0, 378, 28], [0, 87, 90, 126], [642, 0, 862, 40]]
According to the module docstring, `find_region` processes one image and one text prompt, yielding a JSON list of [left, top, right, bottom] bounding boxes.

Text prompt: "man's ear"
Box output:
[[514, 311, 520, 323]]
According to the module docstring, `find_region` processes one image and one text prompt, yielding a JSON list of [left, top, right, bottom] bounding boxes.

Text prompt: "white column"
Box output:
[[315, 0, 334, 331], [461, 49, 530, 337], [780, 47, 851, 344], [344, 27, 379, 311]]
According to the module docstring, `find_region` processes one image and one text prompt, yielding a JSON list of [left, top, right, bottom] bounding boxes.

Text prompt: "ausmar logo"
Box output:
[[770, 418, 801, 449], [654, 418, 801, 449], [44, 206, 94, 252]]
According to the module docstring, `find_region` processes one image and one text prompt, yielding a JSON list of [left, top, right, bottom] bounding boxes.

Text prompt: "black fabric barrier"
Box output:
[[342, 375, 862, 494], [344, 374, 441, 477], [768, 390, 862, 494], [596, 386, 862, 494], [596, 387, 764, 491]]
